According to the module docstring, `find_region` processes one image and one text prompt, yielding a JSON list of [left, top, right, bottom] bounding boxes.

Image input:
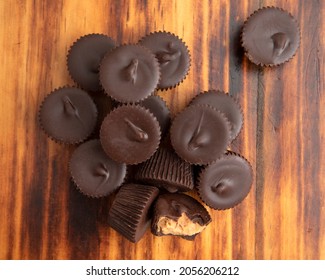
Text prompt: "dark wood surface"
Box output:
[[0, 0, 324, 260]]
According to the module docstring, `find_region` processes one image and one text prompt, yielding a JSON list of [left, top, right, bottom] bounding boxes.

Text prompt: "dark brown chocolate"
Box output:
[[242, 7, 300, 66], [191, 90, 243, 141], [100, 105, 161, 164], [67, 34, 116, 92], [198, 152, 253, 210], [39, 87, 97, 144], [140, 31, 190, 89], [99, 44, 160, 103], [69, 140, 127, 197], [135, 146, 194, 192], [91, 91, 115, 138], [140, 95, 170, 136], [170, 104, 231, 165], [151, 193, 211, 240], [108, 184, 159, 243]]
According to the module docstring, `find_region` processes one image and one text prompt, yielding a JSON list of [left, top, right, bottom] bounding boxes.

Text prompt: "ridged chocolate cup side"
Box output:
[[135, 146, 194, 193], [108, 184, 160, 243]]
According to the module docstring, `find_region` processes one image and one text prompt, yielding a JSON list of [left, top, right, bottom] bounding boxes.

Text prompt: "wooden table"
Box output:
[[0, 0, 324, 260]]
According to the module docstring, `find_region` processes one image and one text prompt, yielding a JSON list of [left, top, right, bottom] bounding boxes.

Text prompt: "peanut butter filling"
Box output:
[[157, 213, 206, 236]]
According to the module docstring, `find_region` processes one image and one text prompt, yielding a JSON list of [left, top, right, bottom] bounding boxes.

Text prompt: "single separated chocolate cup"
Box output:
[[241, 6, 300, 66]]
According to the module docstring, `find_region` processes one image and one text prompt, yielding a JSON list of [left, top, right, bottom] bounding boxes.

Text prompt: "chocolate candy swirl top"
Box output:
[[69, 140, 127, 197], [140, 31, 190, 89], [191, 90, 243, 142], [99, 44, 160, 103], [67, 34, 116, 92], [170, 104, 231, 165], [39, 87, 97, 144], [198, 153, 253, 210], [242, 7, 300, 66], [100, 105, 161, 165]]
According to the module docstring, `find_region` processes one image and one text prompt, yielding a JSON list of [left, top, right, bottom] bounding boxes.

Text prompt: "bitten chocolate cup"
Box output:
[[139, 31, 191, 90], [197, 152, 253, 210], [99, 44, 160, 103], [241, 6, 300, 66], [108, 184, 160, 243], [190, 90, 243, 142], [100, 105, 161, 165], [38, 86, 97, 144], [67, 34, 116, 92], [170, 104, 231, 165], [151, 193, 211, 240], [135, 145, 194, 193], [69, 140, 127, 198]]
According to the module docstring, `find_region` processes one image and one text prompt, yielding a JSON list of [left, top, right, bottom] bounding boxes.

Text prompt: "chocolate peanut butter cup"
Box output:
[[99, 44, 160, 103], [170, 104, 231, 165], [191, 90, 243, 142], [198, 152, 253, 210], [140, 31, 191, 90], [135, 146, 194, 193], [100, 105, 161, 164], [242, 7, 300, 66], [151, 193, 211, 240], [69, 140, 127, 197], [108, 184, 159, 243], [67, 34, 116, 92], [140, 95, 171, 137], [38, 87, 97, 144]]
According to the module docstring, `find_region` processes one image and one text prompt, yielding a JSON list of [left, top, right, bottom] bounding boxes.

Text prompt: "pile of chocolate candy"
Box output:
[[38, 7, 300, 243]]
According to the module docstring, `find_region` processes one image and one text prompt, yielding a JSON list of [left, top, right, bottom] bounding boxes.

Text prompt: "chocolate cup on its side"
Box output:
[[135, 145, 194, 193], [108, 184, 160, 243]]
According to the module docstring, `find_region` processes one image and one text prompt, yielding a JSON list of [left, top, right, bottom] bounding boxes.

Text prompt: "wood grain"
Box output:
[[0, 0, 324, 260]]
